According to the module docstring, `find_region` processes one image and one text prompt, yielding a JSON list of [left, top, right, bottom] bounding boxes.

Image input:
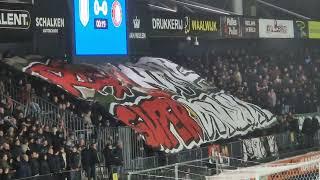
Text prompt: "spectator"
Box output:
[[103, 143, 114, 177], [15, 154, 32, 179], [47, 148, 58, 174], [81, 145, 91, 179], [113, 142, 123, 176], [68, 146, 81, 180], [302, 118, 313, 148], [39, 154, 50, 175], [30, 151, 40, 176]]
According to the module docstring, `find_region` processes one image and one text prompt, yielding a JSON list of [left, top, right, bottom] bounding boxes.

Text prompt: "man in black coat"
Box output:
[[47, 148, 58, 173], [103, 144, 114, 177], [89, 143, 99, 180], [39, 154, 50, 175], [15, 154, 32, 179], [81, 145, 91, 179], [30, 151, 40, 176], [302, 118, 314, 148], [113, 142, 123, 177], [81, 143, 99, 180], [69, 146, 81, 180]]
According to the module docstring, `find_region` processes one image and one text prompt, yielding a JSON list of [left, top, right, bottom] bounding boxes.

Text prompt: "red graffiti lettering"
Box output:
[[24, 62, 132, 99], [115, 96, 203, 150]]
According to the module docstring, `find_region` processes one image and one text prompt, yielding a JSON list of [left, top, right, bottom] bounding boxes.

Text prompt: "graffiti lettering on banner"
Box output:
[[115, 95, 204, 152], [23, 61, 132, 100]]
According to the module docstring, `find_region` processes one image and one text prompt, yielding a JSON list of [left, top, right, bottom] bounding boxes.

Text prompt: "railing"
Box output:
[[129, 127, 320, 174], [2, 82, 144, 170], [13, 169, 82, 180], [127, 156, 259, 180], [3, 76, 320, 176]]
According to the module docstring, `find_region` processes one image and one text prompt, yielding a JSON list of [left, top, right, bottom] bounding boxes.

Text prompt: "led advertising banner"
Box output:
[[259, 19, 294, 38], [294, 20, 308, 39], [221, 16, 242, 38], [33, 0, 68, 57], [242, 18, 259, 38], [184, 16, 220, 39], [127, 3, 150, 56], [74, 0, 128, 56], [308, 21, 320, 39], [0, 2, 32, 42], [149, 14, 185, 38]]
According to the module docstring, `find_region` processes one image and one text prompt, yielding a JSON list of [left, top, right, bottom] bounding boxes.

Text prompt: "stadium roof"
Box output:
[[146, 0, 320, 19]]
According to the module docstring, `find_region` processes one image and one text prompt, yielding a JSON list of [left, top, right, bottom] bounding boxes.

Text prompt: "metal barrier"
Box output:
[[14, 169, 82, 180], [127, 156, 258, 180], [130, 140, 243, 172], [96, 126, 146, 170]]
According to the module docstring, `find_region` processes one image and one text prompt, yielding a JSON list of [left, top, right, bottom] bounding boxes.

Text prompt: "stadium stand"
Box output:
[[0, 47, 319, 179]]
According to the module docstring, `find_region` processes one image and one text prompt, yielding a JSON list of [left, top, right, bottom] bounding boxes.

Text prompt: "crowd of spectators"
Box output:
[[0, 65, 121, 129], [0, 47, 320, 179], [175, 48, 320, 115], [0, 82, 124, 179]]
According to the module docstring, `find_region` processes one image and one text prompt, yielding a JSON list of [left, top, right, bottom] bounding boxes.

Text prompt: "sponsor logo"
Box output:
[[184, 16, 218, 34], [133, 16, 140, 29], [224, 17, 240, 36], [130, 16, 146, 39], [152, 18, 183, 30], [308, 21, 320, 39], [296, 21, 307, 38], [35, 17, 65, 28], [36, 17, 65, 34], [111, 0, 122, 27], [129, 32, 146, 39], [0, 9, 30, 29], [267, 20, 288, 34], [245, 20, 256, 33]]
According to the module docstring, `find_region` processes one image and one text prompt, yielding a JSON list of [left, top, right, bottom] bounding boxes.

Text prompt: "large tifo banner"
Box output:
[[308, 21, 320, 39], [4, 57, 277, 153], [259, 19, 294, 38]]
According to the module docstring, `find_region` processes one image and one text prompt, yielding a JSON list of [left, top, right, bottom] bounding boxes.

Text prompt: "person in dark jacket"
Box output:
[[39, 154, 50, 175], [11, 139, 23, 160], [113, 142, 123, 176], [103, 144, 113, 177], [69, 146, 81, 180], [81, 143, 99, 180], [302, 117, 313, 148], [47, 148, 58, 173], [30, 151, 40, 176], [81, 145, 91, 179], [15, 154, 32, 179]]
